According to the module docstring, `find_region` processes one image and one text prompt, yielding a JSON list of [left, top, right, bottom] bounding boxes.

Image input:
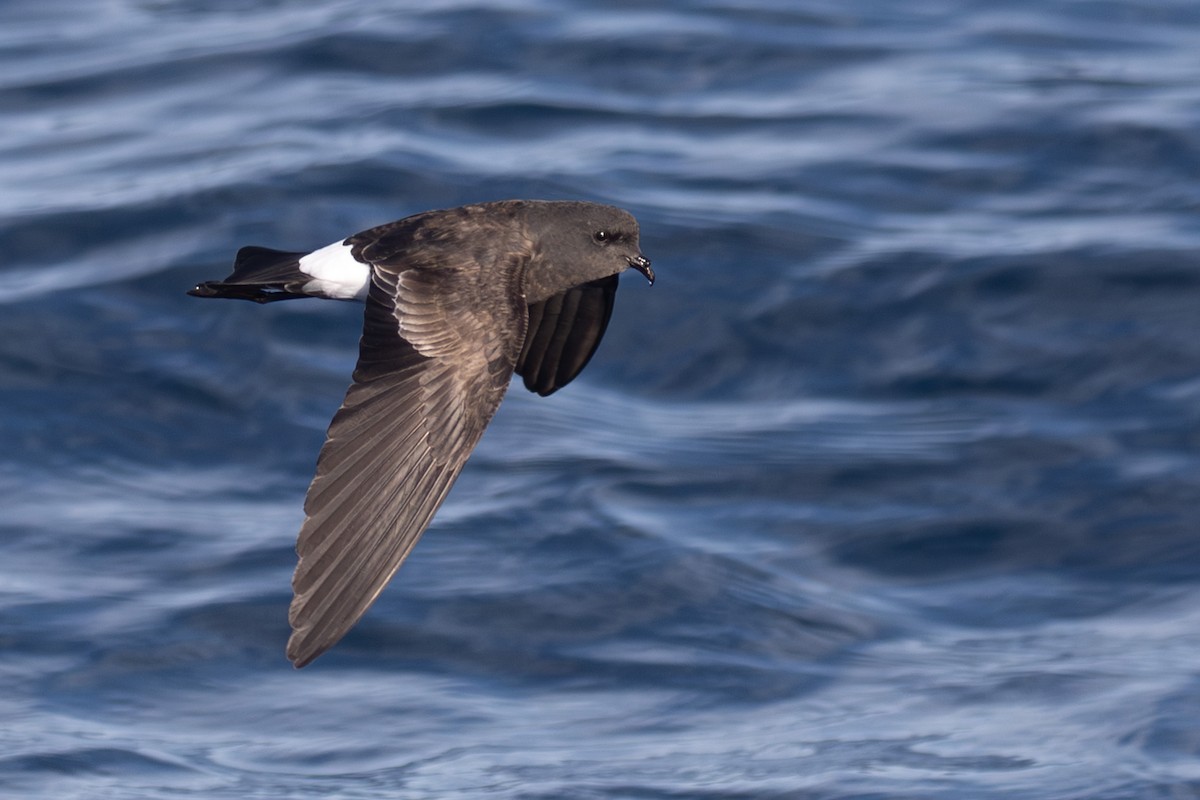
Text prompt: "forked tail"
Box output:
[[188, 246, 311, 303]]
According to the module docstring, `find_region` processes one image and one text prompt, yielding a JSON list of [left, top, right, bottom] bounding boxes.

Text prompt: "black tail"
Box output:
[[187, 246, 310, 303]]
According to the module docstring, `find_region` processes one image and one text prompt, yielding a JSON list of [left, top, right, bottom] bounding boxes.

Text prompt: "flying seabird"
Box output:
[[189, 199, 654, 667]]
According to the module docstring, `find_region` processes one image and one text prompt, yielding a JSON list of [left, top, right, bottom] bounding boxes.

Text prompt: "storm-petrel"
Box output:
[[189, 200, 654, 667]]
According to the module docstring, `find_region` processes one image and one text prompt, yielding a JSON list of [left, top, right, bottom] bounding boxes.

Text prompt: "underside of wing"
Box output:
[[516, 274, 618, 396], [287, 265, 523, 667]]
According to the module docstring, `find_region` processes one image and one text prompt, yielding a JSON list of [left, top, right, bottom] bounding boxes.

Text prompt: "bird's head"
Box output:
[[521, 201, 653, 303]]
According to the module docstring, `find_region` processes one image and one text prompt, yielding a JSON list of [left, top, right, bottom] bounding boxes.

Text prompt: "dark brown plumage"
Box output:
[[188, 200, 653, 666]]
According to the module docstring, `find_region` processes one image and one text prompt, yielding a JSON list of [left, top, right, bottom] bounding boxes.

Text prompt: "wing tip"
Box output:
[[286, 590, 330, 668], [521, 370, 561, 396], [286, 629, 327, 669]]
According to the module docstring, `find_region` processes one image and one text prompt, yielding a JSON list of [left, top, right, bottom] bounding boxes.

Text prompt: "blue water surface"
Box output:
[[4, 1, 1200, 797]]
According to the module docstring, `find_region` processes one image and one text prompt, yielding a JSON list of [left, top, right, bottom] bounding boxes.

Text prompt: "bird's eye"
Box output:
[[593, 230, 611, 243]]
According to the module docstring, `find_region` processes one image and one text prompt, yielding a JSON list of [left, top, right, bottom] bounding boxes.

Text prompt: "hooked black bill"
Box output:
[[627, 255, 655, 285]]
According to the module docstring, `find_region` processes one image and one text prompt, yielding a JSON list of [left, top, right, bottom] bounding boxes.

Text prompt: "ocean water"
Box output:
[[4, 0, 1200, 797]]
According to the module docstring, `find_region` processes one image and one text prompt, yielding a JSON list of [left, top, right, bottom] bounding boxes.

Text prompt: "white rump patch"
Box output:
[[298, 240, 370, 300]]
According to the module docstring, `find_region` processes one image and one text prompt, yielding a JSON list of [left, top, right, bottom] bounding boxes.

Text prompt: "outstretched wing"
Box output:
[[516, 274, 618, 396], [287, 253, 527, 667]]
